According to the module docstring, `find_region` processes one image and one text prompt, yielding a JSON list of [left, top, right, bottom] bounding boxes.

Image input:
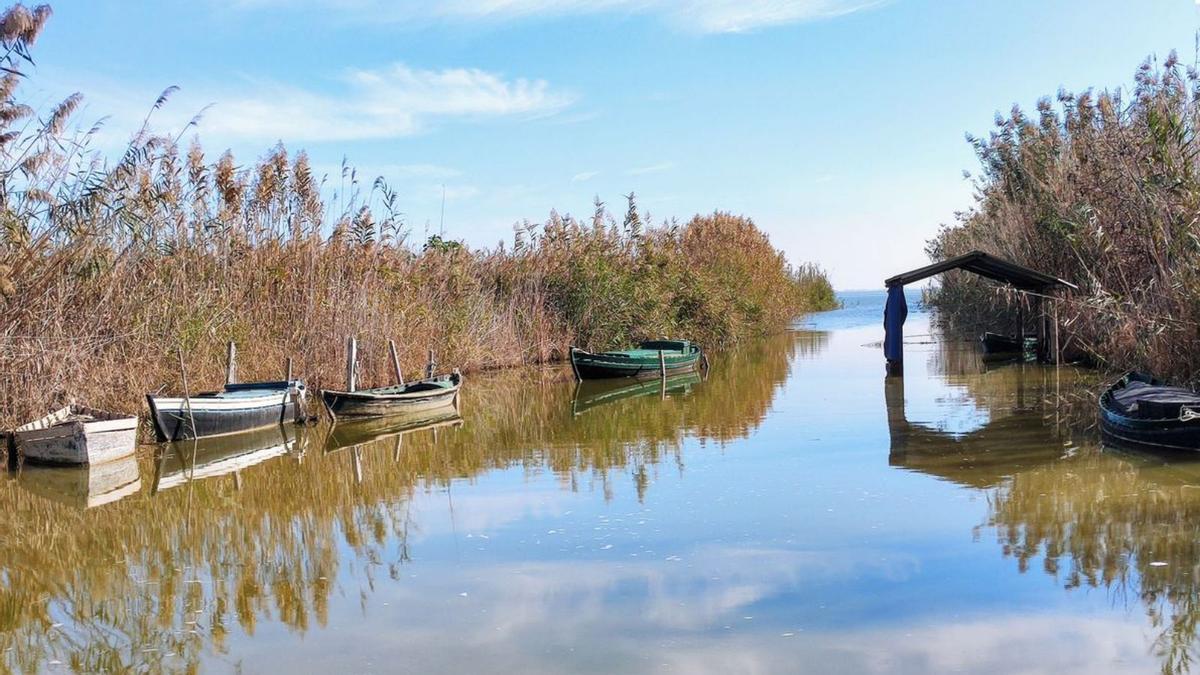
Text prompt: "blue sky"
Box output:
[[27, 0, 1200, 288]]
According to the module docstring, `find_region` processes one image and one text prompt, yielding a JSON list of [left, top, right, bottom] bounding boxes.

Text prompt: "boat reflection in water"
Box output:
[[324, 407, 465, 483], [0, 329, 812, 673], [571, 371, 702, 417], [153, 423, 301, 493], [17, 453, 141, 510], [886, 338, 1200, 675]]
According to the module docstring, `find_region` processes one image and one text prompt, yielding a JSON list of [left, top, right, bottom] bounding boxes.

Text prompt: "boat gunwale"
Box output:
[[15, 404, 138, 434]]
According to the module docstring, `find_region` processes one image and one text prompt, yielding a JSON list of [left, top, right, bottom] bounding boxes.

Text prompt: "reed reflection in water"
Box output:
[[890, 330, 1200, 674], [0, 329, 810, 673], [8, 296, 1200, 674]]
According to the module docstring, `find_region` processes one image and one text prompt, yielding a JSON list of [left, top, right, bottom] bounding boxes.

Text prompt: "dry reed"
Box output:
[[926, 46, 1200, 382], [0, 3, 836, 428]]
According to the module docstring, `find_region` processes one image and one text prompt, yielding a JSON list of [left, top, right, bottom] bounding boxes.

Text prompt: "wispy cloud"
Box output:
[[57, 63, 573, 147], [224, 0, 889, 34], [571, 170, 599, 182], [627, 161, 674, 175]]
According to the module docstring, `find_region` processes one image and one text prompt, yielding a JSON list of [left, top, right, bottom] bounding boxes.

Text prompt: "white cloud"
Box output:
[[49, 63, 573, 147], [571, 170, 599, 182], [627, 161, 674, 175], [223, 0, 889, 34]]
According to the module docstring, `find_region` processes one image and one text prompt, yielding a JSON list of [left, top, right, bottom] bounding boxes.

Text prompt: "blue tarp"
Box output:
[[884, 285, 907, 363]]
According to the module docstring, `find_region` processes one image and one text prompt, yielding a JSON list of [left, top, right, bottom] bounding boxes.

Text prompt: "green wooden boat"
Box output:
[[569, 339, 703, 380]]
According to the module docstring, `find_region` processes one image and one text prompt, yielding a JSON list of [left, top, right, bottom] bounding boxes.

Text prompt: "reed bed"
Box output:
[[0, 4, 836, 428], [925, 47, 1200, 382]]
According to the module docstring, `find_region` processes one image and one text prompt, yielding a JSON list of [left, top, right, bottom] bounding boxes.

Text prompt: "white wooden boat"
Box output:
[[13, 404, 139, 466], [146, 380, 307, 442]]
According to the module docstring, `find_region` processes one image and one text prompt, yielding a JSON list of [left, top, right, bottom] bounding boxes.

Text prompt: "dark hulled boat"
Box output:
[[979, 332, 1037, 363], [1100, 372, 1200, 451], [321, 372, 462, 422], [569, 340, 703, 379], [146, 380, 307, 442]]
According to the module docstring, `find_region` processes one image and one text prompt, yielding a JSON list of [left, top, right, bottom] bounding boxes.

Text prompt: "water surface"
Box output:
[[4, 292, 1200, 673]]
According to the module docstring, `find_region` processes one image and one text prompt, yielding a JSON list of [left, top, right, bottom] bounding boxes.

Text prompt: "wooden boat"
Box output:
[[572, 371, 701, 416], [18, 454, 141, 509], [979, 332, 1036, 363], [569, 339, 703, 379], [321, 372, 462, 422], [153, 423, 298, 492], [12, 404, 138, 466], [1100, 372, 1200, 451], [146, 380, 307, 442]]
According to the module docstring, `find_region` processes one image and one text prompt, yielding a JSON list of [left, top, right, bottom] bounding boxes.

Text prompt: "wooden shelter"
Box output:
[[884, 251, 1076, 375]]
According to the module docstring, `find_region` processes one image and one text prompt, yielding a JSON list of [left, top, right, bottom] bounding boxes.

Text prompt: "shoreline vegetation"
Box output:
[[0, 4, 836, 429], [925, 46, 1200, 382]]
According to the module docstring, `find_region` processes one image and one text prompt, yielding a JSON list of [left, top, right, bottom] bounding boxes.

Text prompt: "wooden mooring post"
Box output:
[[658, 350, 667, 380], [345, 337, 358, 392], [426, 349, 436, 379], [389, 339, 404, 385], [176, 347, 197, 440], [225, 342, 237, 385]]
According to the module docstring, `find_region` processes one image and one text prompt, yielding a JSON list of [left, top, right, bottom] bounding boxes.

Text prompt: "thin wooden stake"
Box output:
[[1052, 298, 1061, 366], [389, 339, 404, 385], [225, 342, 237, 385], [286, 357, 293, 382], [346, 336, 358, 392], [426, 349, 436, 379], [177, 347, 197, 441], [658, 350, 667, 380]]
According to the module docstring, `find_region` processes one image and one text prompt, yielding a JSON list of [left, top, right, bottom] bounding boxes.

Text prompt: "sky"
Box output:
[[23, 0, 1200, 288]]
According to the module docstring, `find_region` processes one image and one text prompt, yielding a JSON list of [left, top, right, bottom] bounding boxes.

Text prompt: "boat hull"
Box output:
[[321, 374, 462, 420], [147, 382, 303, 442], [14, 406, 138, 466], [570, 344, 703, 380], [980, 332, 1035, 363], [1100, 372, 1200, 452]]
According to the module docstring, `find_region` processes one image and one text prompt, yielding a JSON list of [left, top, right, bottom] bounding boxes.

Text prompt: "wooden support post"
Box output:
[[1052, 297, 1061, 366], [177, 347, 197, 440], [225, 342, 237, 385], [426, 349, 436, 379], [346, 336, 357, 392], [389, 339, 404, 385], [658, 350, 667, 380], [1035, 297, 1046, 362], [285, 357, 293, 382], [1016, 297, 1025, 341]]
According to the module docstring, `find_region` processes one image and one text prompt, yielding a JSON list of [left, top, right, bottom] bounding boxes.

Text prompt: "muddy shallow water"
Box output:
[[2, 291, 1198, 674]]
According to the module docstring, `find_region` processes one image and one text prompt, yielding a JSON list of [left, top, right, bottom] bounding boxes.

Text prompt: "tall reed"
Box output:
[[925, 46, 1200, 381], [0, 3, 836, 427]]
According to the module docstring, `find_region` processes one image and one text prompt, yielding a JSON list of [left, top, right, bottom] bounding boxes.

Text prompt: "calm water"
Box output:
[[4, 292, 1200, 673]]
